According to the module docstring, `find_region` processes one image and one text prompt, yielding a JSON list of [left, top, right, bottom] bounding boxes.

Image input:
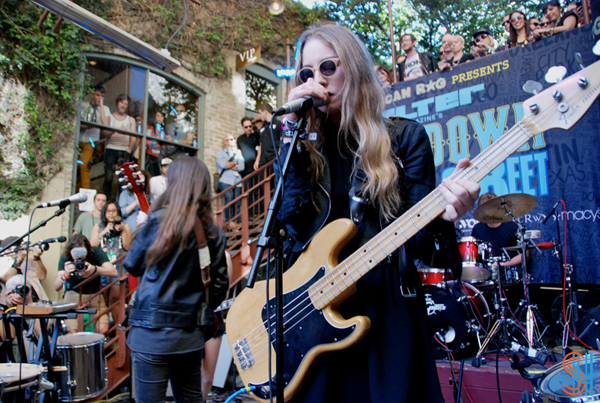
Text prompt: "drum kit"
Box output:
[[422, 193, 556, 361], [0, 301, 109, 403], [0, 332, 108, 403]]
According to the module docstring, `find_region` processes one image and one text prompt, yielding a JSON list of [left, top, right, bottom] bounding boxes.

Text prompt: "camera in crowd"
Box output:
[[106, 216, 123, 239], [6, 275, 30, 298], [70, 246, 88, 276]]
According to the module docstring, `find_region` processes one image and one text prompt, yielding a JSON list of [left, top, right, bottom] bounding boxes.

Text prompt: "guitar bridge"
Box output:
[[233, 337, 255, 370]]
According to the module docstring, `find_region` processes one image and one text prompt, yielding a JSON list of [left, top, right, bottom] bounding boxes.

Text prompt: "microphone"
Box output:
[[273, 97, 327, 116], [510, 342, 549, 365], [542, 201, 560, 225], [38, 193, 87, 208], [39, 236, 67, 244]]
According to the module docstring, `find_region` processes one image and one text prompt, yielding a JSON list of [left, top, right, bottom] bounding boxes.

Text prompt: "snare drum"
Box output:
[[0, 363, 44, 403], [534, 352, 600, 402], [55, 332, 107, 402], [458, 237, 491, 282], [418, 268, 453, 285]]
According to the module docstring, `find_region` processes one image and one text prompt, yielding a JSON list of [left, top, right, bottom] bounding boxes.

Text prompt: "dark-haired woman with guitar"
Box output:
[[124, 156, 229, 403]]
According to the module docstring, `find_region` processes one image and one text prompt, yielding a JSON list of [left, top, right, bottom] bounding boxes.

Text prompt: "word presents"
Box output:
[[452, 60, 510, 85]]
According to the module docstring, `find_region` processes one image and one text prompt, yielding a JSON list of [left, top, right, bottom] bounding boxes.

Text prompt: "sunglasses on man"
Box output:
[[297, 58, 341, 83], [475, 33, 488, 42]]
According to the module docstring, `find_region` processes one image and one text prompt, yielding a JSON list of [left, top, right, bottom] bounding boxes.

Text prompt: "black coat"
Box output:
[[275, 117, 458, 402], [124, 208, 228, 331]]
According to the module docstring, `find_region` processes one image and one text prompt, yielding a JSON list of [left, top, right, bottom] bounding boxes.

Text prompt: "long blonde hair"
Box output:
[[294, 23, 401, 219]]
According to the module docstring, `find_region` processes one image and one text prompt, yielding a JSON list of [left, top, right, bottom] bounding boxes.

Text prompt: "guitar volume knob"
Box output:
[[578, 77, 589, 88]]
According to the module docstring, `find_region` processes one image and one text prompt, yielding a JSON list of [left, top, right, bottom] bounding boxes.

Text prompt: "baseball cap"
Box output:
[[473, 28, 492, 39], [161, 157, 173, 166]]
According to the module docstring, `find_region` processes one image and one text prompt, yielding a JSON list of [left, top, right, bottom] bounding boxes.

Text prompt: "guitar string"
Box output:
[[238, 95, 578, 364], [241, 110, 543, 361]]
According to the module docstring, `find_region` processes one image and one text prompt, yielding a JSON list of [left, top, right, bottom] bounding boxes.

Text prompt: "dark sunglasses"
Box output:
[[511, 15, 524, 23], [532, 22, 540, 26], [475, 34, 488, 42], [297, 58, 340, 83], [503, 20, 511, 26]]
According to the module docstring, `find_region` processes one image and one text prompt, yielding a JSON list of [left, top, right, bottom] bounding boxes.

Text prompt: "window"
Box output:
[[75, 55, 202, 203]]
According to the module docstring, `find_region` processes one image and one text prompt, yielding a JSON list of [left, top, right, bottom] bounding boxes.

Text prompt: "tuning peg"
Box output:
[[593, 39, 600, 56], [121, 185, 128, 190], [132, 172, 139, 178], [523, 80, 543, 95], [132, 164, 139, 169], [118, 177, 127, 183], [545, 66, 567, 83], [574, 52, 585, 70], [115, 170, 122, 176]]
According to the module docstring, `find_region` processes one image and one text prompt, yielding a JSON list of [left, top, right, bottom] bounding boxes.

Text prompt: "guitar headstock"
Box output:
[[116, 162, 150, 213], [522, 60, 600, 132]]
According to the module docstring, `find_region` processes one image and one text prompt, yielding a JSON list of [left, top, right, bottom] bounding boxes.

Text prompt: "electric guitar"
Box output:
[[226, 60, 600, 402], [116, 162, 150, 214], [116, 162, 149, 290]]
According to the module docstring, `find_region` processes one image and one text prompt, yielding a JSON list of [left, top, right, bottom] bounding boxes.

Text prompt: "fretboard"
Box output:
[[308, 119, 537, 309]]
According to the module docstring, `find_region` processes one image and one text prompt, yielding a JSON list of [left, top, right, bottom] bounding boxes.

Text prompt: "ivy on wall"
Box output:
[[0, 0, 88, 220], [0, 0, 324, 220], [78, 0, 325, 77]]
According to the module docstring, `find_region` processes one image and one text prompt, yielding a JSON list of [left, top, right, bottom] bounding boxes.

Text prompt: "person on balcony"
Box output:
[[254, 103, 282, 170], [123, 156, 228, 403], [79, 86, 110, 190], [237, 117, 259, 178], [216, 135, 244, 231], [54, 234, 117, 335], [73, 192, 107, 240]]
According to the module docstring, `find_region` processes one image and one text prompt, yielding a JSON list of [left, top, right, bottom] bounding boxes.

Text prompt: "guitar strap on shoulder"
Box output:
[[193, 217, 212, 304]]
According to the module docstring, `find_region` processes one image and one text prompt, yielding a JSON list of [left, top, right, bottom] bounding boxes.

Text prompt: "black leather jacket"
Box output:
[[123, 208, 228, 329], [276, 117, 462, 280]]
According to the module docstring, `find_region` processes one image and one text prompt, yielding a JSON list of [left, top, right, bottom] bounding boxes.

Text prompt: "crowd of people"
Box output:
[[384, 0, 588, 82]]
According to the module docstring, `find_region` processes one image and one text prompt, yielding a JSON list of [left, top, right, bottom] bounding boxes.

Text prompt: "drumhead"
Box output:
[[538, 352, 600, 402], [57, 332, 105, 347], [0, 363, 42, 390], [458, 236, 479, 243]]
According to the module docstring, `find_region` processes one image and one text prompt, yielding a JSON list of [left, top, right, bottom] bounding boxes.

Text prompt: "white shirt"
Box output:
[[404, 53, 424, 79]]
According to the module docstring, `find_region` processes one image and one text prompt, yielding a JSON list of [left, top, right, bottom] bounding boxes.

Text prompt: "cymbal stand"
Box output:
[[511, 218, 549, 348], [547, 205, 579, 350]]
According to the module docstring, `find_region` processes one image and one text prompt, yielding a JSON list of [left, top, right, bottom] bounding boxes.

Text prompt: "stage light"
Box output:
[[269, 1, 285, 15]]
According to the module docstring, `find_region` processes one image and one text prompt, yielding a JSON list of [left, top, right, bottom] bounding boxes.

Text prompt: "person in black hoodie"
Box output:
[[124, 156, 228, 403]]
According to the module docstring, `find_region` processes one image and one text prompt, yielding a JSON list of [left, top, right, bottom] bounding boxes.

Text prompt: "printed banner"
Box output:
[[386, 24, 600, 284]]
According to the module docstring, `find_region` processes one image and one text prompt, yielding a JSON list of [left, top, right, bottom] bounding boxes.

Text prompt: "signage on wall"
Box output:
[[236, 46, 261, 70]]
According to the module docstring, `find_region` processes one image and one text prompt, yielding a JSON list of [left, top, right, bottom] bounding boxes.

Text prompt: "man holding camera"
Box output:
[[54, 234, 117, 335], [0, 236, 49, 303]]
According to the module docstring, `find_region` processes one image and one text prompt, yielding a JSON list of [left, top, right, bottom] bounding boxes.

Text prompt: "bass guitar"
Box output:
[[226, 60, 600, 402]]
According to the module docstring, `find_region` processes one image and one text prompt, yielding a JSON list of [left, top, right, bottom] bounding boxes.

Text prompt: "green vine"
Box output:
[[0, 0, 88, 220]]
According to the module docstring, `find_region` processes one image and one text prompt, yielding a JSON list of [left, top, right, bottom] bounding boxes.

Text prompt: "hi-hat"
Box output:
[[474, 193, 537, 223]]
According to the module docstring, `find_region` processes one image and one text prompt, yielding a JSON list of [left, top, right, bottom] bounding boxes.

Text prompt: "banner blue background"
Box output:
[[386, 25, 600, 284]]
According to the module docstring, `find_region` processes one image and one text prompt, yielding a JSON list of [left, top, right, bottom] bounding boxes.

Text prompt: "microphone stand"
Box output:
[[245, 112, 308, 402], [0, 207, 67, 255]]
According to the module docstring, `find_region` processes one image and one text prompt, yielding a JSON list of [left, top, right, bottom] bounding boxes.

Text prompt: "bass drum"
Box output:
[[0, 363, 43, 403], [534, 352, 600, 402], [424, 281, 490, 359], [55, 332, 108, 402]]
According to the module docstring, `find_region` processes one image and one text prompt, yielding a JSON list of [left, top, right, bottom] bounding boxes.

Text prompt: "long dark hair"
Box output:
[[100, 201, 119, 228], [144, 157, 214, 268], [509, 10, 532, 48], [63, 233, 95, 260]]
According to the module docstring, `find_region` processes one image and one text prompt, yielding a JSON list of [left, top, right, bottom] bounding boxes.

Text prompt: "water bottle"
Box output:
[[92, 107, 98, 123], [137, 120, 142, 134], [157, 123, 165, 139], [192, 136, 197, 148]]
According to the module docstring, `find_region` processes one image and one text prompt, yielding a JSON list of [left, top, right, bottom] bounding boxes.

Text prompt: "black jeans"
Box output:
[[131, 349, 203, 403], [103, 149, 128, 199]]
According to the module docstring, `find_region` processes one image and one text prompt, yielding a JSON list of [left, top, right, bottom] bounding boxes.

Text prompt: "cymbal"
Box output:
[[474, 193, 537, 223]]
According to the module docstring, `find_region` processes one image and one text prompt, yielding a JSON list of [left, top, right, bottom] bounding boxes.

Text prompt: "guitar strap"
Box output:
[[193, 217, 212, 305]]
